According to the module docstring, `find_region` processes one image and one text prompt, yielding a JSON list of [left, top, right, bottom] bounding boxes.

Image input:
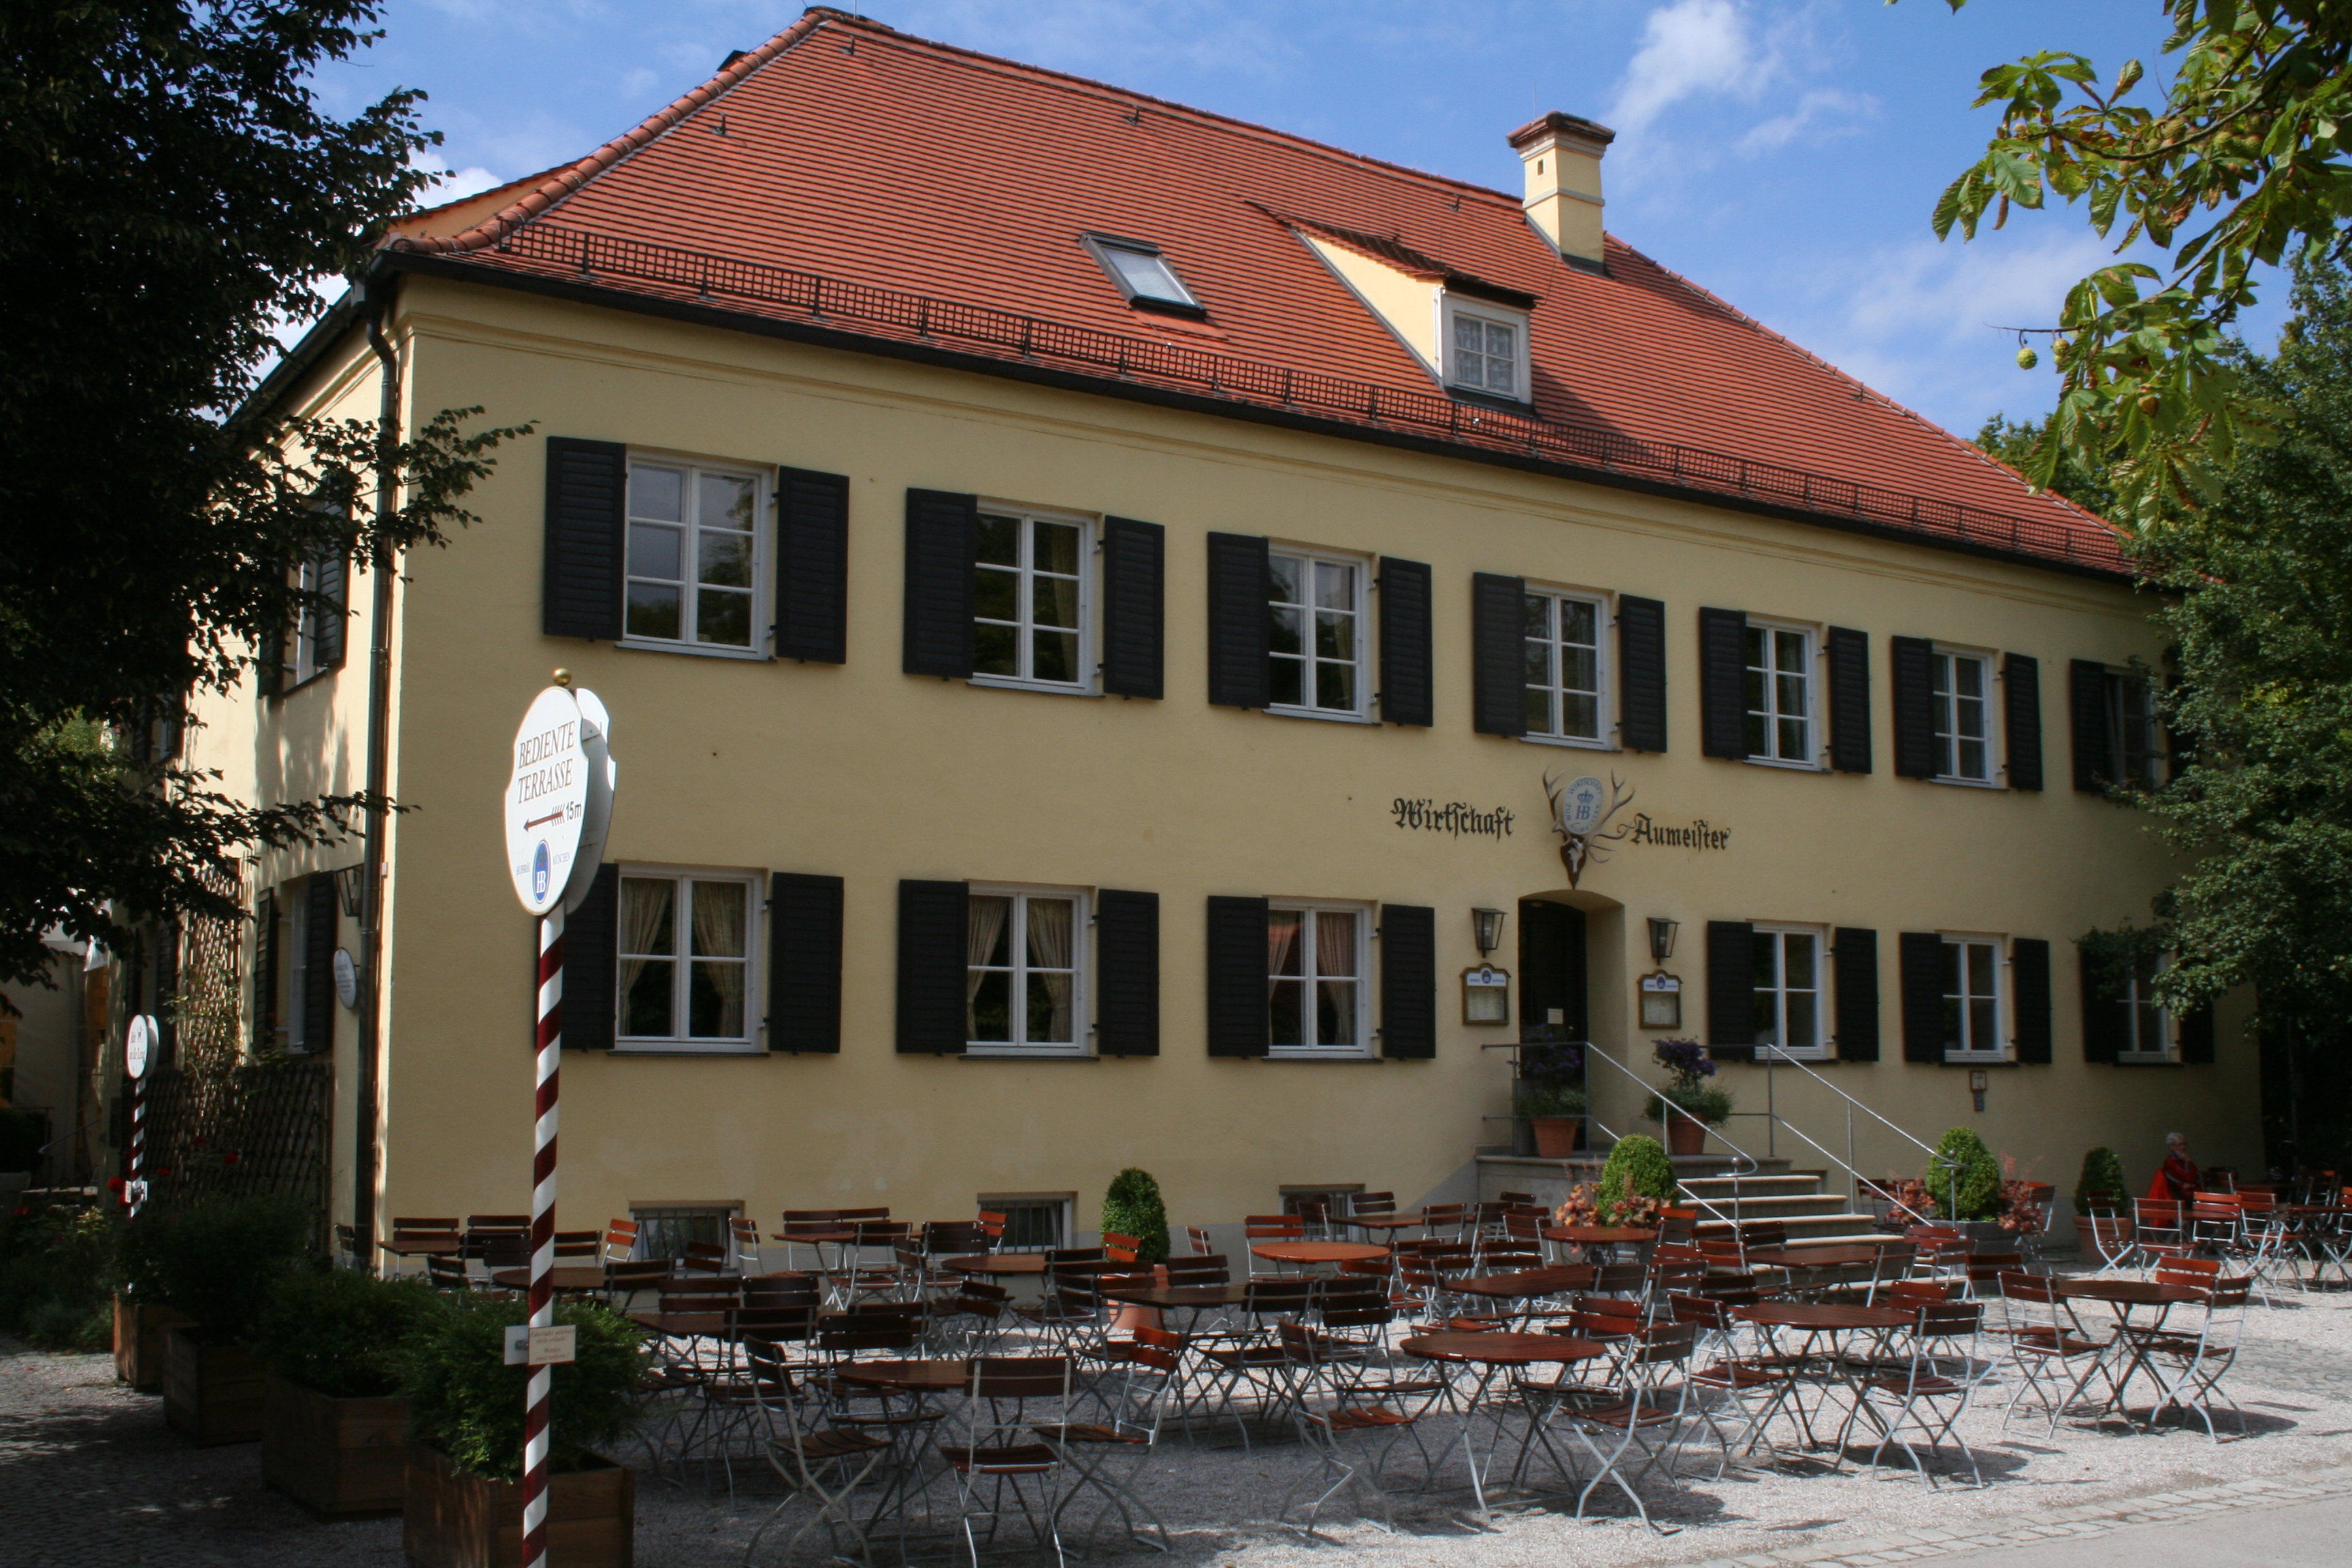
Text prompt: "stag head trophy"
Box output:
[[1544, 770, 1635, 888]]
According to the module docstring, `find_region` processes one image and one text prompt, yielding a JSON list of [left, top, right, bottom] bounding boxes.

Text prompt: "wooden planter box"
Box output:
[[163, 1326, 266, 1446], [404, 1443, 633, 1568], [113, 1294, 194, 1391], [262, 1372, 409, 1518]]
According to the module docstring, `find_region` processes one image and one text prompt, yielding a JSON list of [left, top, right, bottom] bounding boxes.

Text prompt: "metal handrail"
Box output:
[[1578, 1045, 1763, 1179], [1758, 1052, 1968, 1214], [1764, 1053, 1936, 1158]]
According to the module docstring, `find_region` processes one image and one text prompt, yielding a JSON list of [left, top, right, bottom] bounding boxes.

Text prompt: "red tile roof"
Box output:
[[386, 7, 2125, 577]]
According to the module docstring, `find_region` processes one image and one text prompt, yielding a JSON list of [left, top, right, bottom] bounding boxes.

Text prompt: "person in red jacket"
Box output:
[[2155, 1131, 2201, 1203]]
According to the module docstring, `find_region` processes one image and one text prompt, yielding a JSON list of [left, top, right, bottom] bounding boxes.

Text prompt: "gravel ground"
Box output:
[[4, 1276, 2348, 1568]]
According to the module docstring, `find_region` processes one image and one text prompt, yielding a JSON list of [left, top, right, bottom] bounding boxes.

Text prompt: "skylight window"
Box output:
[[1081, 234, 1204, 316]]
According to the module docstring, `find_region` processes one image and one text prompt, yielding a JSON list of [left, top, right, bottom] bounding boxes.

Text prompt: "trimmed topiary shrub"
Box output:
[[1925, 1126, 2003, 1220], [2074, 1146, 2126, 1213], [1596, 1134, 1678, 1225], [395, 1292, 649, 1481], [1100, 1168, 1170, 1263], [251, 1263, 439, 1399]]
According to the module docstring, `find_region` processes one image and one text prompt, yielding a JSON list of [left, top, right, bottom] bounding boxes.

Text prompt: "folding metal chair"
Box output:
[[1852, 1301, 1994, 1487], [1184, 1224, 1215, 1256], [939, 1357, 1073, 1568], [1242, 1215, 1305, 1273], [1274, 1322, 1445, 1541], [1670, 1292, 1788, 1474], [1993, 1271, 2108, 1434], [2143, 1275, 2253, 1441], [1037, 1330, 1178, 1556], [1558, 1321, 1701, 1531], [740, 1341, 892, 1566]]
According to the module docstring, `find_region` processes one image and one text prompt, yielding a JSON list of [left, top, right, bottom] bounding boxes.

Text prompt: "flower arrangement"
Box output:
[[1642, 1039, 1733, 1127]]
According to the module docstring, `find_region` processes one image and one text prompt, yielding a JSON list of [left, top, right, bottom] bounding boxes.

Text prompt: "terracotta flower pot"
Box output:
[[404, 1443, 634, 1568], [1529, 1116, 1584, 1158], [263, 1372, 410, 1518], [1665, 1117, 1708, 1156]]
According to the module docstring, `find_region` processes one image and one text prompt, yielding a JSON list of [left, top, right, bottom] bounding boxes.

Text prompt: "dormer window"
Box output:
[[1445, 298, 1531, 402], [1081, 233, 1205, 317]]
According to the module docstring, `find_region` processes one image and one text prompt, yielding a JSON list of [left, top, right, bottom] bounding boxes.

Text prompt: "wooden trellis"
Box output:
[[172, 861, 247, 1073], [140, 1058, 332, 1239]]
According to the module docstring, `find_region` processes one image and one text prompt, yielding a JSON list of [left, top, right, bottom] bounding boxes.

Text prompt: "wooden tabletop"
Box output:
[[832, 1358, 970, 1392], [1402, 1331, 1607, 1365], [1543, 1226, 1659, 1243], [940, 1253, 1047, 1275], [1098, 1283, 1252, 1308], [2055, 1279, 2208, 1306], [490, 1267, 610, 1292], [627, 1309, 730, 1335], [1735, 1301, 1913, 1330], [1250, 1241, 1390, 1264], [1342, 1215, 1425, 1232], [1747, 1245, 1892, 1269], [1448, 1267, 1591, 1300], [380, 1237, 463, 1257]]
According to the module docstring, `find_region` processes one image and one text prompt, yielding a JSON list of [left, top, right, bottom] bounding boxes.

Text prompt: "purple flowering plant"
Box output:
[[1652, 1039, 1716, 1090]]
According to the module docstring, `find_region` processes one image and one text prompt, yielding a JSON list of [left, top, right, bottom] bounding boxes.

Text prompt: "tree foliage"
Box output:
[[1918, 1, 2352, 523], [0, 3, 526, 985]]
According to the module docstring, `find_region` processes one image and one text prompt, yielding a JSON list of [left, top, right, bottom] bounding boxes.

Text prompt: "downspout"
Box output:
[[355, 276, 402, 1261]]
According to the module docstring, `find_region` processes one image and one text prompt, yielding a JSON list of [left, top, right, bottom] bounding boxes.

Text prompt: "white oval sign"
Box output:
[[125, 1013, 152, 1079], [1554, 774, 1608, 837], [332, 947, 359, 1010], [503, 686, 589, 916]]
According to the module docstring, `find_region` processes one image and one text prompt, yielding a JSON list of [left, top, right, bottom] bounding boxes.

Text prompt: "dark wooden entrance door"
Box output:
[[1518, 899, 1588, 1040]]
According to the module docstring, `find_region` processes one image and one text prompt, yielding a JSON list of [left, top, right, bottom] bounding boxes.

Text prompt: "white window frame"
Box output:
[[1752, 923, 1829, 1062], [1744, 619, 1820, 768], [1267, 899, 1373, 1058], [970, 504, 1097, 696], [1940, 932, 2010, 1063], [613, 864, 763, 1055], [1267, 546, 1373, 722], [619, 454, 768, 661], [2102, 668, 2166, 791], [1520, 585, 1613, 749], [2116, 957, 2176, 1063], [964, 884, 1091, 1057], [1440, 295, 1532, 402], [1931, 646, 1999, 787]]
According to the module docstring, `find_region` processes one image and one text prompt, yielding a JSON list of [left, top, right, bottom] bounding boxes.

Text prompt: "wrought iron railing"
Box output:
[[436, 220, 2130, 576]]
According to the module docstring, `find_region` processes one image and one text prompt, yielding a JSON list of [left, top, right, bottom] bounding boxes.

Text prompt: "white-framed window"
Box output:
[[2102, 670, 2165, 791], [1751, 924, 1826, 1060], [1444, 299, 1530, 400], [2117, 956, 2174, 1062], [1941, 934, 2007, 1060], [966, 886, 1088, 1056], [623, 458, 762, 654], [975, 508, 1092, 691], [1932, 649, 1996, 784], [1267, 549, 1369, 719], [1523, 589, 1610, 745], [1744, 622, 1816, 765], [1268, 901, 1371, 1056], [617, 868, 760, 1053]]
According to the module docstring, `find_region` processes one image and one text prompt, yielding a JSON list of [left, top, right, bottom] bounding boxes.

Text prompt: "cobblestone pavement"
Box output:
[[5, 1282, 2350, 1567]]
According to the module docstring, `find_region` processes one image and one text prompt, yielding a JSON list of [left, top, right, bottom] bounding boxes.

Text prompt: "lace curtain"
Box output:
[[1026, 898, 1073, 1044], [619, 879, 674, 1032], [689, 881, 745, 1035]]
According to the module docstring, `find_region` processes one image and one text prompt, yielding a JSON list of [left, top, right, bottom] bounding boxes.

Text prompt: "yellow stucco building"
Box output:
[[191, 11, 2253, 1255]]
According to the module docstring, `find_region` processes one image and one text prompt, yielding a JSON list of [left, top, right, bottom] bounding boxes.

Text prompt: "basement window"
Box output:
[[1081, 234, 1205, 317]]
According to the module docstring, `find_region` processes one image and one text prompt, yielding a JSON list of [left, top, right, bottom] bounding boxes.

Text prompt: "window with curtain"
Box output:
[[617, 869, 758, 1051], [1268, 901, 1368, 1054], [966, 887, 1085, 1054]]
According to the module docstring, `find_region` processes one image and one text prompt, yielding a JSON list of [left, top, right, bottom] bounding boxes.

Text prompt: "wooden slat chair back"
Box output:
[[678, 1240, 732, 1275], [602, 1219, 639, 1264], [1186, 1224, 1215, 1256], [975, 1210, 1009, 1250], [602, 1258, 671, 1310], [553, 1230, 600, 1258], [922, 1220, 987, 1258], [1348, 1191, 1396, 1218], [1102, 1232, 1143, 1263], [425, 1255, 472, 1292]]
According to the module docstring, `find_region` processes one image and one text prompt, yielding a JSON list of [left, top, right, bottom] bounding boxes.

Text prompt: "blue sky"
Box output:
[[323, 1, 2273, 440]]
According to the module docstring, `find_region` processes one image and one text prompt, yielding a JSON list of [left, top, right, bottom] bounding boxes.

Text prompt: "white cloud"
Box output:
[[414, 152, 505, 204], [1737, 88, 1877, 156], [1607, 0, 1772, 142]]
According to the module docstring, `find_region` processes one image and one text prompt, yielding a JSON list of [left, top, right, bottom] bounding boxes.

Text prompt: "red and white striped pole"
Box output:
[[523, 906, 562, 1568], [126, 1077, 146, 1215]]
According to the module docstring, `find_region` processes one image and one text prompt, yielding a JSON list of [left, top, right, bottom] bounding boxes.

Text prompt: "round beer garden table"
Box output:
[[1401, 1331, 1610, 1518], [1731, 1301, 1913, 1462], [1250, 1240, 1390, 1269], [939, 1253, 1047, 1275], [832, 1358, 971, 1393], [490, 1265, 609, 1294], [2054, 1277, 2208, 1431], [1746, 1244, 1891, 1271], [1446, 1267, 1592, 1326]]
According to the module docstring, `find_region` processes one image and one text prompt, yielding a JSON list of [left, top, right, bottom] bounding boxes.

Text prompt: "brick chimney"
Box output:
[[1509, 112, 1615, 272]]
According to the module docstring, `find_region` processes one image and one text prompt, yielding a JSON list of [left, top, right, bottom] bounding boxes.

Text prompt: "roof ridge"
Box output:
[[385, 10, 835, 256]]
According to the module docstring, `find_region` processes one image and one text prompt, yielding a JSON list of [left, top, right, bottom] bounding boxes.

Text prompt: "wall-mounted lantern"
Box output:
[[1471, 907, 1506, 956], [1648, 916, 1680, 964]]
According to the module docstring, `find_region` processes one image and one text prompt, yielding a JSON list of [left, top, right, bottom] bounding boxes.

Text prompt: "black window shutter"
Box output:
[[896, 879, 967, 1054], [1825, 626, 1871, 773], [902, 491, 977, 677], [1617, 595, 1667, 752], [1094, 889, 1160, 1056], [1833, 927, 1880, 1062], [767, 872, 843, 1054], [1470, 573, 1526, 737], [2012, 938, 2053, 1064], [1899, 932, 1946, 1063], [1205, 534, 1271, 708], [2180, 1002, 2216, 1064], [1891, 635, 1936, 779], [2004, 653, 2043, 790], [1698, 608, 1748, 759], [302, 877, 335, 1050], [561, 865, 618, 1051], [1377, 557, 1433, 727], [775, 467, 850, 663], [2070, 658, 2112, 791], [2077, 945, 2123, 1064], [254, 888, 278, 1045], [543, 437, 627, 639], [316, 545, 350, 671], [1379, 904, 1437, 1059], [1705, 920, 1755, 1057], [1102, 518, 1166, 699], [1205, 896, 1269, 1056], [255, 615, 287, 698]]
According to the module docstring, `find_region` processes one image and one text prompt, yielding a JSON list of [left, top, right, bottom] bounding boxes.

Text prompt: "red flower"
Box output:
[[221, 1152, 240, 1166], [12, 1207, 29, 1218], [152, 1167, 170, 1178], [105, 1177, 126, 1194]]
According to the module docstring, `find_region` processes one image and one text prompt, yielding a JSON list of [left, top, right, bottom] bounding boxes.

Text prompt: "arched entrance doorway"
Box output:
[[1518, 898, 1588, 1040]]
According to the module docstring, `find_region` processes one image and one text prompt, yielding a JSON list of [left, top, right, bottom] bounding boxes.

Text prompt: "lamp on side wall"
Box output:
[[1648, 916, 1679, 964], [1471, 908, 1506, 956], [333, 864, 365, 919]]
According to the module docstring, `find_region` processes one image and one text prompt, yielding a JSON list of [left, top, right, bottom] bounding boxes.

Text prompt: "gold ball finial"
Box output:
[[551, 668, 573, 688]]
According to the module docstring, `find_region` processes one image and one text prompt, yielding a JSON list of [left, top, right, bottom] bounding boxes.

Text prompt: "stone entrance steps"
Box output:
[[1477, 1151, 1887, 1252]]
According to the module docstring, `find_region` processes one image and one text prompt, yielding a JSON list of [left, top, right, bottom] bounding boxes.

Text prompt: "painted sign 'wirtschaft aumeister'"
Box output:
[[1391, 798, 1516, 839], [1627, 813, 1729, 851]]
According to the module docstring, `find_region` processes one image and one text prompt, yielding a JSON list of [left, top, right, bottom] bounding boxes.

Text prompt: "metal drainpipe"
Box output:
[[355, 278, 401, 1262]]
